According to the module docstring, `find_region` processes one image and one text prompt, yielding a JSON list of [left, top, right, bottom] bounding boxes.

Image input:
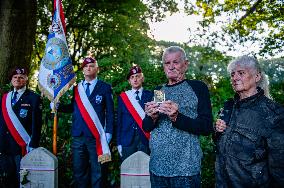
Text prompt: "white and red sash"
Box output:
[[120, 91, 150, 140], [1, 92, 30, 156], [74, 82, 111, 163]]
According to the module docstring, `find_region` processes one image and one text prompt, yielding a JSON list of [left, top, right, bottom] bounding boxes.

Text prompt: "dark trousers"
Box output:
[[150, 172, 201, 188], [72, 136, 101, 188], [0, 154, 19, 188], [121, 130, 150, 162], [14, 155, 21, 187]]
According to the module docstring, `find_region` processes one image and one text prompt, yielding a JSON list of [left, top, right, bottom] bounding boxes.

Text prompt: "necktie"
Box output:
[[12, 91, 18, 106], [85, 83, 91, 97], [135, 90, 140, 101], [135, 90, 143, 107]]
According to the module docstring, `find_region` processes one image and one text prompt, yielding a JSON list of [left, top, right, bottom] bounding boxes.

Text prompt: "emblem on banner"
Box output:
[[50, 19, 63, 35], [42, 38, 69, 70], [47, 73, 61, 90]]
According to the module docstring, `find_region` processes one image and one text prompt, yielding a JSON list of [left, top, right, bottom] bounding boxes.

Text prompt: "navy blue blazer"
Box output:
[[117, 89, 153, 147], [59, 80, 114, 137], [0, 89, 43, 155]]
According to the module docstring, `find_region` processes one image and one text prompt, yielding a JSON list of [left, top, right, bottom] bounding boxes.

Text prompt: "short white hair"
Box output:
[[162, 46, 188, 63]]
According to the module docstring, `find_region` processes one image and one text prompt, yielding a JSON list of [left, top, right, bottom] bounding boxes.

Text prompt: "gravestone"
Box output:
[[120, 151, 151, 188], [20, 147, 58, 188]]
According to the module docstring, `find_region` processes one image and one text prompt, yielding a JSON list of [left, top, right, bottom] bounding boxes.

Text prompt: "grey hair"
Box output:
[[227, 55, 271, 98], [162, 46, 188, 63]]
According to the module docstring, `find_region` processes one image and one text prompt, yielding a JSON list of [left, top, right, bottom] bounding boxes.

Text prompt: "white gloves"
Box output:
[[117, 145, 122, 157], [105, 133, 112, 144], [27, 147, 34, 153]]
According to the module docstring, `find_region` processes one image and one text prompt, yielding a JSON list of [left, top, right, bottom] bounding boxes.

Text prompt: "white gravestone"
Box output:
[[20, 147, 58, 188], [121, 151, 151, 188]]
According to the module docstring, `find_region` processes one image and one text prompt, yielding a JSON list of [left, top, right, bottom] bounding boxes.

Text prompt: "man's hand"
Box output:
[[106, 133, 112, 144], [158, 100, 179, 122], [27, 147, 34, 153], [50, 102, 59, 112], [145, 101, 159, 122]]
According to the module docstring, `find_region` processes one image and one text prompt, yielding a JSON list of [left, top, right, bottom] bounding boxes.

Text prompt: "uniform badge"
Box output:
[[95, 95, 102, 104], [19, 109, 28, 118]]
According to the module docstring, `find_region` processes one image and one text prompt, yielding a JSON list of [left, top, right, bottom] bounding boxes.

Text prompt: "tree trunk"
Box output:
[[0, 0, 37, 90]]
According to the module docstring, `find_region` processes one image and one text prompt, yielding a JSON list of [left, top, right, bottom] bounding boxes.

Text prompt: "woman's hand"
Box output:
[[215, 119, 227, 133]]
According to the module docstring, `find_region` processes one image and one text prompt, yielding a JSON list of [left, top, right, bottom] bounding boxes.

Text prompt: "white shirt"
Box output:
[[13, 86, 26, 102], [83, 78, 98, 95], [131, 87, 143, 100]]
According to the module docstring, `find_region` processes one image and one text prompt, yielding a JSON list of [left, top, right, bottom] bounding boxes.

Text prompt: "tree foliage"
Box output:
[[35, 0, 179, 70], [182, 0, 284, 57], [260, 58, 284, 104]]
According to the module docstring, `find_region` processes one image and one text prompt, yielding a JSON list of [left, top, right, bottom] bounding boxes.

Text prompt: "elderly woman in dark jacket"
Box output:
[[215, 56, 284, 188]]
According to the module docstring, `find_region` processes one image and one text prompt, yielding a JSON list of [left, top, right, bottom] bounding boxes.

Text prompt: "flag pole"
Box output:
[[52, 110, 58, 155], [38, 0, 75, 155]]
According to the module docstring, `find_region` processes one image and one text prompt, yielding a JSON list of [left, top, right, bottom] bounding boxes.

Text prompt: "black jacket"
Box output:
[[215, 89, 284, 188]]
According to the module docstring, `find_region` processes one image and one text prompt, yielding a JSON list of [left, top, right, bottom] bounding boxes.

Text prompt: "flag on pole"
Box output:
[[38, 0, 76, 103]]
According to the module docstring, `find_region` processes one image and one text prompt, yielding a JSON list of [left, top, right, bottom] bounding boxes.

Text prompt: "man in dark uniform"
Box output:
[[117, 66, 153, 161], [56, 57, 114, 188], [0, 67, 43, 188]]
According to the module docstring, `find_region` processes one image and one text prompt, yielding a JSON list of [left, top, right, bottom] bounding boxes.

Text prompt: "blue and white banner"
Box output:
[[38, 0, 76, 103]]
